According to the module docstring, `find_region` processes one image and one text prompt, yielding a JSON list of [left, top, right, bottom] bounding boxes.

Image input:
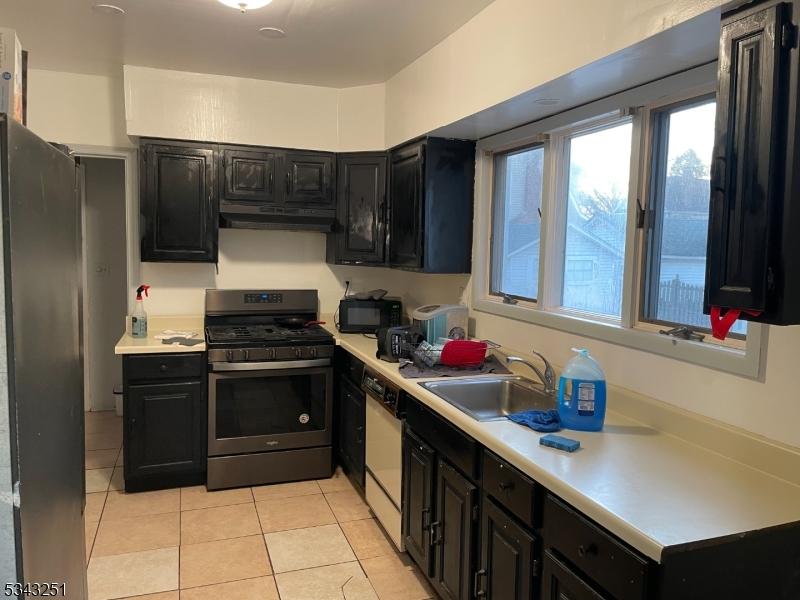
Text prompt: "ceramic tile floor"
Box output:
[[84, 410, 435, 600]]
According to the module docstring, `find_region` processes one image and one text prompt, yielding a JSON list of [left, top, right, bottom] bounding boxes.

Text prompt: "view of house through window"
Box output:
[[485, 91, 748, 347], [643, 98, 745, 335], [490, 144, 544, 301], [562, 120, 632, 317]]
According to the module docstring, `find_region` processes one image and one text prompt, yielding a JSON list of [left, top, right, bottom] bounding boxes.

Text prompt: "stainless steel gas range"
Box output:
[[204, 289, 335, 490]]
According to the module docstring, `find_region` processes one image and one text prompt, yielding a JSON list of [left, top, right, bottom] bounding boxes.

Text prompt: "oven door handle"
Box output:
[[210, 359, 331, 372]]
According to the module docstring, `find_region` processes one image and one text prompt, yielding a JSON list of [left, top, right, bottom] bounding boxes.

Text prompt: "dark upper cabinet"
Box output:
[[402, 427, 436, 576], [478, 495, 537, 600], [140, 141, 218, 262], [388, 137, 476, 273], [706, 0, 800, 324], [327, 153, 387, 265], [389, 142, 425, 268], [432, 458, 478, 600], [284, 151, 335, 207], [221, 146, 278, 204]]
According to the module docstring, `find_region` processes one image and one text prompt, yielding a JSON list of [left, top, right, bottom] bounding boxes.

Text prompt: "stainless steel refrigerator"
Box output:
[[0, 115, 86, 597]]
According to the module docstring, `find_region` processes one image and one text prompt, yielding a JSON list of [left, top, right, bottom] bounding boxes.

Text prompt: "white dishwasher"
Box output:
[[362, 368, 404, 550]]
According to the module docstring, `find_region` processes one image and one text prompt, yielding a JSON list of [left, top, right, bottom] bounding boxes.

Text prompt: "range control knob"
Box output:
[[294, 347, 303, 359], [266, 348, 276, 360], [309, 347, 318, 359]]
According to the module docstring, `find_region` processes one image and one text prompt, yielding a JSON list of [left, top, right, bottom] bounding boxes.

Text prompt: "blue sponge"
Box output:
[[539, 434, 580, 452]]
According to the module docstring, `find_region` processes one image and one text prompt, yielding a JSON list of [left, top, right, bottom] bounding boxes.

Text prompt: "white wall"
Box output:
[[141, 229, 468, 316], [384, 0, 724, 146], [124, 66, 386, 151], [27, 69, 132, 148]]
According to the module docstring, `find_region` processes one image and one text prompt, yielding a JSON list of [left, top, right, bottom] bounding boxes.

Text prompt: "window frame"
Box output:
[[472, 65, 763, 377], [634, 91, 746, 341], [488, 141, 547, 304]]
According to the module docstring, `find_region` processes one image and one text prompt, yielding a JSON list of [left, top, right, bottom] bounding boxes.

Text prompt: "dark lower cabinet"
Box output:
[[403, 406, 479, 600], [432, 459, 478, 600], [478, 495, 537, 600], [126, 381, 204, 479], [336, 376, 365, 489], [402, 427, 436, 576], [542, 550, 608, 600], [140, 140, 218, 262], [123, 353, 207, 492]]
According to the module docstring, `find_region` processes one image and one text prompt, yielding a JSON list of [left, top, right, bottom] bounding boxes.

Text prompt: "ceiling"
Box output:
[[0, 0, 494, 87]]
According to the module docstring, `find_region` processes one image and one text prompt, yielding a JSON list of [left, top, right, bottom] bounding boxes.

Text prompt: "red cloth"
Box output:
[[710, 307, 762, 340]]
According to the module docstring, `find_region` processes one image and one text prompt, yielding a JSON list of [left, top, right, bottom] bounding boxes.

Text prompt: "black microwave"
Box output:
[[338, 297, 402, 333]]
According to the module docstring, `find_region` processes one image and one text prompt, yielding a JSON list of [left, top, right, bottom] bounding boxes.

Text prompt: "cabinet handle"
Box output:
[[285, 172, 291, 195], [355, 425, 364, 444], [578, 543, 598, 558], [473, 569, 487, 597], [159, 364, 168, 372], [498, 481, 514, 491], [269, 171, 274, 192], [421, 507, 431, 529], [429, 520, 441, 546]]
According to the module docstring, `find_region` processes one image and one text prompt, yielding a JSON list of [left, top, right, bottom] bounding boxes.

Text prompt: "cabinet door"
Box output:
[[389, 142, 424, 268], [402, 428, 436, 576], [541, 550, 608, 600], [125, 381, 205, 480], [337, 377, 365, 487], [284, 151, 335, 207], [221, 147, 278, 203], [141, 143, 218, 262], [335, 154, 387, 264], [706, 4, 787, 311], [477, 496, 536, 600], [433, 458, 477, 600]]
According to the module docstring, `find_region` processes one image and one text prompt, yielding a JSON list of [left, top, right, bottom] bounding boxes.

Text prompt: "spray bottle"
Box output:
[[130, 285, 151, 338]]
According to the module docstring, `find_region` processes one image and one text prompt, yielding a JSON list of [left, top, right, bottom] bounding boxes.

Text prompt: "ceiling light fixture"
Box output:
[[258, 26, 286, 39], [218, 0, 273, 13], [92, 4, 126, 15]]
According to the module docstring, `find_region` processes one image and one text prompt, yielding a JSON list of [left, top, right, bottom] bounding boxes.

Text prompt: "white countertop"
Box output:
[[323, 323, 800, 563], [114, 315, 206, 354]]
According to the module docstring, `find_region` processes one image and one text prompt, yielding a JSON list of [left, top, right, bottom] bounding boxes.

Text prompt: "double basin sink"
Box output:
[[420, 376, 556, 422]]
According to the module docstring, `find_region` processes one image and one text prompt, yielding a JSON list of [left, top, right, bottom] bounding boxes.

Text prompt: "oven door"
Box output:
[[208, 361, 333, 457]]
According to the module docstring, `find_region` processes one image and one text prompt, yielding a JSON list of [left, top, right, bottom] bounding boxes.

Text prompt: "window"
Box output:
[[490, 144, 544, 301], [473, 65, 762, 377], [642, 97, 745, 336], [561, 120, 632, 317]]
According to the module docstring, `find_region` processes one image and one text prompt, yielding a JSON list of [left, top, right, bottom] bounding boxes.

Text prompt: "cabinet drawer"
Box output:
[[543, 495, 650, 600], [336, 349, 365, 387], [542, 549, 609, 600], [405, 397, 479, 481], [124, 353, 205, 381], [482, 450, 538, 528]]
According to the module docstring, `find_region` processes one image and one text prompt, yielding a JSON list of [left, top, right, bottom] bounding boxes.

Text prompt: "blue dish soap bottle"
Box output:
[[557, 348, 606, 431]]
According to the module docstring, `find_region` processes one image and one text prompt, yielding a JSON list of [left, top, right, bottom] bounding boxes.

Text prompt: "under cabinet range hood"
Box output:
[[219, 203, 336, 232]]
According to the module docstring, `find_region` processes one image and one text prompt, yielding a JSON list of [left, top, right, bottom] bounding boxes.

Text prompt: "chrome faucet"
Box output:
[[506, 351, 556, 395]]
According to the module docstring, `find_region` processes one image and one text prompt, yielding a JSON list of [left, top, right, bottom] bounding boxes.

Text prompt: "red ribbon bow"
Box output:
[[710, 306, 762, 340]]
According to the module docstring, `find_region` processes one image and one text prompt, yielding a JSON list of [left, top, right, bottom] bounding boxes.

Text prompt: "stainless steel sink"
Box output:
[[419, 376, 557, 422]]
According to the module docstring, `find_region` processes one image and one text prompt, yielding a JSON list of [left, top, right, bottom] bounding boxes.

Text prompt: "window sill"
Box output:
[[472, 296, 764, 378]]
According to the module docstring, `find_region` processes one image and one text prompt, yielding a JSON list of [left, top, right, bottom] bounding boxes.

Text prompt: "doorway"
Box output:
[[80, 157, 127, 412]]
